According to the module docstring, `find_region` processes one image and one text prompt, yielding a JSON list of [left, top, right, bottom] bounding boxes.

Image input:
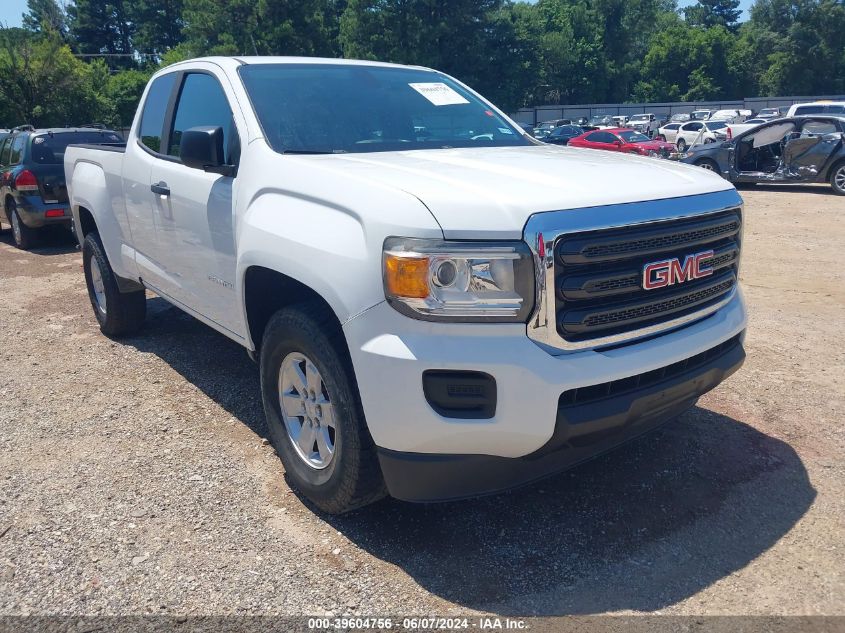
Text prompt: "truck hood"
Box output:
[[316, 145, 733, 239]]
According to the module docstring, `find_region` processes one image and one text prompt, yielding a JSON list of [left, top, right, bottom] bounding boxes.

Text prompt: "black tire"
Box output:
[[82, 233, 146, 337], [677, 138, 688, 152], [830, 161, 845, 196], [259, 304, 386, 514], [8, 200, 39, 250]]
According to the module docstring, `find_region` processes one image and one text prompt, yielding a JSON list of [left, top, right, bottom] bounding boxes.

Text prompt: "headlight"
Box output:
[[383, 237, 535, 322]]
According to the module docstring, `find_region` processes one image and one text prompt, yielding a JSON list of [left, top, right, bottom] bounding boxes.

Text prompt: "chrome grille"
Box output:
[[554, 210, 741, 343], [524, 190, 745, 352]]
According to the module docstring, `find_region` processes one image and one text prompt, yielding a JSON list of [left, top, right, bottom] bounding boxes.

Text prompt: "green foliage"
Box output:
[[0, 0, 843, 130], [0, 29, 110, 126], [684, 0, 743, 30]]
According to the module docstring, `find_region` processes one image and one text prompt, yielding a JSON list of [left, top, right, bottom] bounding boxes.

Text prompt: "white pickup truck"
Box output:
[[65, 57, 747, 513]]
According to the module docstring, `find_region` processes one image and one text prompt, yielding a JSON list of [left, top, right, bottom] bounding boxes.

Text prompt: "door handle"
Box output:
[[151, 181, 170, 196]]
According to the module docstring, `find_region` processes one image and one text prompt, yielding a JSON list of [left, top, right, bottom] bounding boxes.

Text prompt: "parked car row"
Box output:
[[0, 125, 123, 249], [529, 101, 845, 143], [528, 110, 845, 195]]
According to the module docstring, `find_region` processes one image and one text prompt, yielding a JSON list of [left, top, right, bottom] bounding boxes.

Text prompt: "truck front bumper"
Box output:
[[377, 334, 744, 502], [343, 290, 747, 502]]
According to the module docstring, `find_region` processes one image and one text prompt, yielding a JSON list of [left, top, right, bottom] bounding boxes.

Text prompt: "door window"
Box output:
[[586, 131, 616, 144], [139, 73, 177, 154], [0, 137, 11, 166], [800, 120, 837, 136], [683, 122, 704, 132], [168, 73, 238, 164], [8, 134, 26, 165]]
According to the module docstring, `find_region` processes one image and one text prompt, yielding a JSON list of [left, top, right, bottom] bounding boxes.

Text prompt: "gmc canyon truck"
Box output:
[[65, 57, 747, 514]]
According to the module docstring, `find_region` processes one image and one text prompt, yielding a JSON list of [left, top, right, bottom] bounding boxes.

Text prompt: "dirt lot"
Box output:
[[0, 185, 843, 617]]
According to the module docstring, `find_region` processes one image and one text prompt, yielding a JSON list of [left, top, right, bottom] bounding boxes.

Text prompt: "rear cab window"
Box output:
[[794, 106, 825, 115]]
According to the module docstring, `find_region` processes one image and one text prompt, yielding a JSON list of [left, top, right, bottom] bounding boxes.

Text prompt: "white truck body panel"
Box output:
[[65, 56, 747, 466]]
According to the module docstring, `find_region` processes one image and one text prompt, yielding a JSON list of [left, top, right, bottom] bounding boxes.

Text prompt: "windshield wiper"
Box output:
[[282, 149, 345, 155]]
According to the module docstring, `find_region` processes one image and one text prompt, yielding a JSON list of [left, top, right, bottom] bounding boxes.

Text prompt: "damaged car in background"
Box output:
[[680, 115, 845, 195]]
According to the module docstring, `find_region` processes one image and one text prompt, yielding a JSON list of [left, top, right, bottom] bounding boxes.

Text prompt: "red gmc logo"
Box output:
[[643, 250, 714, 290]]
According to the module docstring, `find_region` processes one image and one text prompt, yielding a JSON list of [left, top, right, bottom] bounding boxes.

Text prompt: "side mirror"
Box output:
[[180, 126, 236, 177], [721, 141, 733, 149], [614, 140, 624, 146]]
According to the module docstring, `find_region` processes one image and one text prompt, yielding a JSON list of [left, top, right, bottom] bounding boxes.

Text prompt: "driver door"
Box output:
[[147, 69, 244, 336]]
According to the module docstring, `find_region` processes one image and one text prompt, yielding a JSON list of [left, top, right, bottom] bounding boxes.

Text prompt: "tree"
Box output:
[[131, 0, 185, 58], [106, 69, 152, 127], [256, 0, 338, 56], [0, 29, 109, 126], [743, 0, 845, 95], [181, 0, 260, 55], [684, 0, 743, 31], [638, 21, 739, 101], [66, 0, 135, 69], [22, 0, 69, 38]]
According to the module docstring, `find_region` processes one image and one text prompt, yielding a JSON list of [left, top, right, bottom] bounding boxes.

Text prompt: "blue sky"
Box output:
[[0, 0, 753, 28]]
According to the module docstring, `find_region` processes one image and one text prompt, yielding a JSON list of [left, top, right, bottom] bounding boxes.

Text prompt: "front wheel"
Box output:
[[82, 233, 146, 337], [696, 158, 721, 175], [260, 304, 386, 514], [677, 138, 688, 152], [830, 162, 845, 195]]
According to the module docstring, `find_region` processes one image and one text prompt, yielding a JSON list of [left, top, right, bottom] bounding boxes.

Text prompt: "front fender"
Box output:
[[235, 189, 442, 351]]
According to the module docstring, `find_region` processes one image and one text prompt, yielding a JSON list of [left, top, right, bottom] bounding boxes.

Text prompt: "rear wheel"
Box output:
[[677, 138, 688, 152], [8, 201, 38, 250], [260, 303, 386, 514], [82, 233, 146, 337], [830, 162, 845, 196]]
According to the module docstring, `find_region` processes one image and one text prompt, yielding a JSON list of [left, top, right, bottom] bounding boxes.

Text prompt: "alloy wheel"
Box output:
[[278, 352, 337, 470], [835, 165, 845, 192]]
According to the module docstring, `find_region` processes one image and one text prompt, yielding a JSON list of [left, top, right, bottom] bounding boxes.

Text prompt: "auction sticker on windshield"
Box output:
[[409, 82, 470, 106]]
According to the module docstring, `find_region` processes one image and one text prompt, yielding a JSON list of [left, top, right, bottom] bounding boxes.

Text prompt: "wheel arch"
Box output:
[[242, 266, 351, 358], [77, 205, 98, 239]]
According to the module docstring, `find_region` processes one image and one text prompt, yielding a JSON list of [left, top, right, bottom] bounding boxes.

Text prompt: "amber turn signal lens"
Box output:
[[384, 254, 430, 299]]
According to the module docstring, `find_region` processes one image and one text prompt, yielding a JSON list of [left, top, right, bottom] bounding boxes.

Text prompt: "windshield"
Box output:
[[705, 122, 728, 131], [629, 114, 649, 121], [589, 116, 611, 125], [619, 130, 651, 143], [30, 130, 122, 164], [238, 64, 529, 154], [761, 109, 777, 115]]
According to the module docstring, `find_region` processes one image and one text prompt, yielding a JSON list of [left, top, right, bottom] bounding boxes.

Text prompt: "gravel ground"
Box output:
[[0, 184, 843, 617]]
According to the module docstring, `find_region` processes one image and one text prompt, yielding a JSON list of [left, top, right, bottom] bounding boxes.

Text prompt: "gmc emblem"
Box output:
[[643, 250, 714, 290]]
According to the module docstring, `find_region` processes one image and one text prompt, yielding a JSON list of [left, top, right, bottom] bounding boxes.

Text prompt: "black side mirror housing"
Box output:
[[721, 141, 733, 149], [180, 126, 236, 177]]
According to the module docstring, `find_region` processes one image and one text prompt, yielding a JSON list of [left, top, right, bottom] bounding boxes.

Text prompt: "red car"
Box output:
[[568, 127, 675, 157]]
